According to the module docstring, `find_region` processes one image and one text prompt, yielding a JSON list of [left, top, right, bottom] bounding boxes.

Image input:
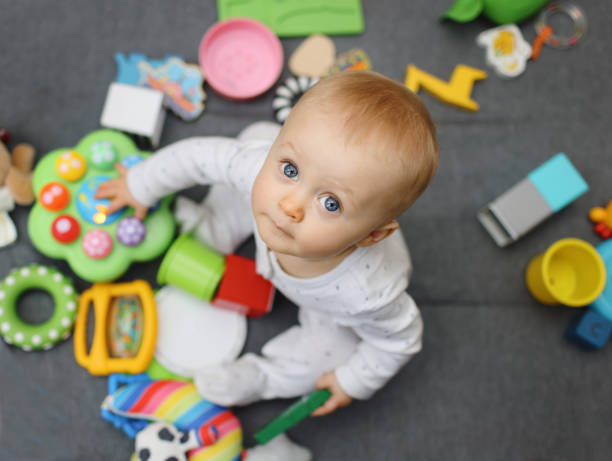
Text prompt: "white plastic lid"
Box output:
[[154, 285, 247, 377]]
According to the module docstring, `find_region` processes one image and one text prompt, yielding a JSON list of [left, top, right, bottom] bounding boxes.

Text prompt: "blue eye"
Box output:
[[320, 195, 340, 213], [282, 162, 298, 179]]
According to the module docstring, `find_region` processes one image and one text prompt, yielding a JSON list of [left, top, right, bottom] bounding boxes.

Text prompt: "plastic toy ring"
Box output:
[[535, 2, 587, 49], [0, 264, 77, 351]]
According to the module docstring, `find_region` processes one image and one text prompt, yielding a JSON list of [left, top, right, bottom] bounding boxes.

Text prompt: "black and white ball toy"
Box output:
[[134, 421, 200, 461]]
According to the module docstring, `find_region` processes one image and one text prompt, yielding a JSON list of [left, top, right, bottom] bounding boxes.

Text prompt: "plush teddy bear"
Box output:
[[0, 136, 36, 210], [0, 134, 36, 247]]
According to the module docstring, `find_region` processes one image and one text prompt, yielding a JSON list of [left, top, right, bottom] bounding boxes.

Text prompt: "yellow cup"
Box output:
[[525, 238, 606, 307]]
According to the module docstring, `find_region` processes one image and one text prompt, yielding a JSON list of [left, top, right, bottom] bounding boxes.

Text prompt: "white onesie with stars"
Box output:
[[127, 131, 423, 402]]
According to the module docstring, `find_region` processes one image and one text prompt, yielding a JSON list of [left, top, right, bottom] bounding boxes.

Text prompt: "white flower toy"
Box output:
[[477, 24, 532, 78]]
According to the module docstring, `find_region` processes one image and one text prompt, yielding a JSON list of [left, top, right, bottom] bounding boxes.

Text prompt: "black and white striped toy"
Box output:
[[272, 76, 319, 124]]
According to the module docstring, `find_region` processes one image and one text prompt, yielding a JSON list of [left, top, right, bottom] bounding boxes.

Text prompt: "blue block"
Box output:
[[591, 240, 612, 321], [566, 308, 612, 349], [528, 153, 589, 212]]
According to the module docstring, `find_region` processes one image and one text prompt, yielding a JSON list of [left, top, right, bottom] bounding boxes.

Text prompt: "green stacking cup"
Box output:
[[157, 233, 226, 300]]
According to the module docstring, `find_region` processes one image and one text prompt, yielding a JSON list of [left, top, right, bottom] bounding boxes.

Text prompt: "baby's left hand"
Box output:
[[311, 371, 352, 417]]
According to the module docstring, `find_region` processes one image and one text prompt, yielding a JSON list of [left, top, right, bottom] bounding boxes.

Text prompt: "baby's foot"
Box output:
[[237, 121, 281, 143], [194, 358, 266, 407], [174, 196, 206, 234], [246, 434, 312, 461], [192, 213, 236, 255]]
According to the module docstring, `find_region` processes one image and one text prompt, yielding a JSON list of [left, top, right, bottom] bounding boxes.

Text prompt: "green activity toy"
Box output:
[[157, 233, 226, 301], [0, 264, 77, 351], [28, 130, 176, 283], [254, 389, 331, 445], [442, 0, 549, 24], [217, 0, 364, 37]]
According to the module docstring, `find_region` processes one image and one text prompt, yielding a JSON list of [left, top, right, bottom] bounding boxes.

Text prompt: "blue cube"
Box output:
[[566, 308, 612, 349]]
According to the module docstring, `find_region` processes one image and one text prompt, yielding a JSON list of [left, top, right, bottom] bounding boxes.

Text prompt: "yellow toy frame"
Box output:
[[74, 280, 157, 375]]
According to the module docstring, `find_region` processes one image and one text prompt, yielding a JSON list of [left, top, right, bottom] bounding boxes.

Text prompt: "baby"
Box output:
[[96, 70, 439, 460]]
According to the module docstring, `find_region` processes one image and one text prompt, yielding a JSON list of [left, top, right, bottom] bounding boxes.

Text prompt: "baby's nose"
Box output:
[[279, 196, 304, 222]]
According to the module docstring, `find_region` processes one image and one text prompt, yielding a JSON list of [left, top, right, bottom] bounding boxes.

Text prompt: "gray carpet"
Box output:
[[1, 1, 611, 460]]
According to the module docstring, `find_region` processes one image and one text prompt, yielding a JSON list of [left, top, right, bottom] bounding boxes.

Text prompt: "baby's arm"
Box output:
[[334, 292, 423, 401], [96, 137, 269, 217]]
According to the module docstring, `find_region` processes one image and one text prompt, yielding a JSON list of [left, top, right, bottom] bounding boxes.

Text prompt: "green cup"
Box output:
[[157, 233, 226, 300]]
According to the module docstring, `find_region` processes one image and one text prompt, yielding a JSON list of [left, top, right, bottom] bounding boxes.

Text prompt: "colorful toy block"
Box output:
[[212, 253, 275, 317], [478, 153, 589, 247], [565, 307, 612, 349]]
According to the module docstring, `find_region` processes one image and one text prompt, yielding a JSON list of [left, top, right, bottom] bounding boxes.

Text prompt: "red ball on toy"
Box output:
[[51, 215, 81, 244]]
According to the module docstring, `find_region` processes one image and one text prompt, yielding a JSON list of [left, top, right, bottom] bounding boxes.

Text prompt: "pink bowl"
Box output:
[[199, 18, 284, 101]]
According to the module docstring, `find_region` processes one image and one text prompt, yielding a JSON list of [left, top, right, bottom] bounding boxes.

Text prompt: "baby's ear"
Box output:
[[356, 220, 399, 248]]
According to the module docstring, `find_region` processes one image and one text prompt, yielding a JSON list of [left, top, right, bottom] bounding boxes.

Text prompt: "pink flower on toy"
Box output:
[[82, 229, 113, 259]]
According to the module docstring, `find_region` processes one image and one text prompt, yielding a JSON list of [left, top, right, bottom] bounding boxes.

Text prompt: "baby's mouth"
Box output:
[[270, 215, 292, 237], [274, 221, 291, 236]]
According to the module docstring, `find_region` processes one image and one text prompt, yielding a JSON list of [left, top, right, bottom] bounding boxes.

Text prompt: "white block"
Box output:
[[100, 82, 166, 147]]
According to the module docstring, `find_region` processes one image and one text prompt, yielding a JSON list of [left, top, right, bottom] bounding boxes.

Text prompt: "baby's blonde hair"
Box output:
[[293, 70, 439, 215]]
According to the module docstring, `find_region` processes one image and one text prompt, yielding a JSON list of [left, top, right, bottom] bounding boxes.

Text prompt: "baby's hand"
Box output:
[[311, 371, 352, 417], [94, 163, 148, 220]]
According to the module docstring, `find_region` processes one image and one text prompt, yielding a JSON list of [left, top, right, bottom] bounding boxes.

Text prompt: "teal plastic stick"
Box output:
[[254, 389, 332, 445]]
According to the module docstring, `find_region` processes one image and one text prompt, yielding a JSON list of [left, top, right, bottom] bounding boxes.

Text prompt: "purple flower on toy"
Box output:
[[116, 217, 146, 246]]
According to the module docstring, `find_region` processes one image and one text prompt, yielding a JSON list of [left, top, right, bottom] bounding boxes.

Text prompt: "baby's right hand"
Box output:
[[95, 163, 149, 220]]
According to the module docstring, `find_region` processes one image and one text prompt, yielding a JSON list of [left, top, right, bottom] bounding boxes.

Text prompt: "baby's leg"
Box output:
[[250, 308, 360, 399], [174, 184, 253, 254], [195, 308, 359, 404]]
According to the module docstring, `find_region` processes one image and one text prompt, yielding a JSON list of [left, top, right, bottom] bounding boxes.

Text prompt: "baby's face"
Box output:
[[251, 103, 402, 261]]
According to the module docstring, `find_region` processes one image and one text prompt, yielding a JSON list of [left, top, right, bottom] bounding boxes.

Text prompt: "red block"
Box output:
[[212, 254, 275, 317]]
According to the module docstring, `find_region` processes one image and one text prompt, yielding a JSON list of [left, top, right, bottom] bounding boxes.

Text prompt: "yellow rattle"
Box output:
[[74, 280, 157, 375]]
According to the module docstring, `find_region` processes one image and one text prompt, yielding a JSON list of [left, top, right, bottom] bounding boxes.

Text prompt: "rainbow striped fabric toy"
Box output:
[[101, 374, 242, 461]]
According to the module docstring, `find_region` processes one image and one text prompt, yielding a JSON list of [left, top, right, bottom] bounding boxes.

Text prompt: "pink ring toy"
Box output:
[[199, 18, 283, 101]]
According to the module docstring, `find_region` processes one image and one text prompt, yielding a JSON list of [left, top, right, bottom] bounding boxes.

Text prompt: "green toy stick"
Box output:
[[254, 389, 332, 445]]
